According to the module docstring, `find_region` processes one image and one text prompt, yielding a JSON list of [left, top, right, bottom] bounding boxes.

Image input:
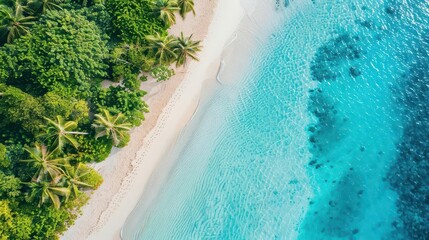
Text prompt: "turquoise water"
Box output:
[[122, 0, 428, 239]]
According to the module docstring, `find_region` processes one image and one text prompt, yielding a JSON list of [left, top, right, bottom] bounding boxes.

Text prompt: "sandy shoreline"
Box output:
[[61, 0, 245, 239]]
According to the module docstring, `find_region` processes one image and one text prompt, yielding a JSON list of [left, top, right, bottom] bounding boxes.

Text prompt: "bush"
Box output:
[[0, 201, 32, 240], [106, 0, 167, 43], [0, 84, 45, 134], [0, 172, 21, 198], [0, 144, 9, 168], [76, 135, 113, 163], [79, 165, 103, 189]]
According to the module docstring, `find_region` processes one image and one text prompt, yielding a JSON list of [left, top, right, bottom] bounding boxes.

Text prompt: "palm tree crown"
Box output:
[[173, 32, 201, 67], [26, 181, 70, 209], [64, 163, 93, 198], [146, 32, 178, 65], [21, 143, 68, 183], [0, 3, 35, 44], [28, 0, 63, 15], [38, 116, 87, 151], [153, 0, 180, 26], [92, 109, 132, 147], [177, 0, 195, 19]]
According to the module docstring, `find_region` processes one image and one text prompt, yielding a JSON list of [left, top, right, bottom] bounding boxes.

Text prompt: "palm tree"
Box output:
[[0, 4, 36, 43], [26, 181, 70, 209], [92, 109, 132, 147], [146, 33, 178, 65], [153, 0, 180, 26], [39, 116, 87, 151], [63, 163, 93, 198], [1, 0, 30, 14], [177, 0, 195, 19], [173, 32, 201, 67], [21, 143, 69, 183], [28, 0, 62, 14]]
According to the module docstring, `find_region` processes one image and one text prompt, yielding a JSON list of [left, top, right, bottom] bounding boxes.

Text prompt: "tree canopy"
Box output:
[[0, 9, 109, 94]]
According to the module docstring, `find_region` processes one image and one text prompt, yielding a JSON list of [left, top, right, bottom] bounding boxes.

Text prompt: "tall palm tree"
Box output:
[[173, 32, 201, 67], [92, 109, 132, 147], [21, 143, 68, 183], [0, 4, 35, 43], [146, 33, 178, 65], [39, 116, 87, 151], [28, 0, 62, 15], [63, 163, 93, 198], [177, 0, 195, 19], [152, 0, 180, 26], [26, 181, 70, 209]]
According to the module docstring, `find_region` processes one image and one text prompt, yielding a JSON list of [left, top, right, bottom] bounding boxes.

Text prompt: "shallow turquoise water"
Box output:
[[122, 0, 428, 239]]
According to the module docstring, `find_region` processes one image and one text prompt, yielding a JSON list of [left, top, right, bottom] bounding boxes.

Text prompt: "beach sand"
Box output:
[[61, 0, 245, 239]]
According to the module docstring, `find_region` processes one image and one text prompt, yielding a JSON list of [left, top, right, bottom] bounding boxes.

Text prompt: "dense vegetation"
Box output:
[[0, 0, 200, 238]]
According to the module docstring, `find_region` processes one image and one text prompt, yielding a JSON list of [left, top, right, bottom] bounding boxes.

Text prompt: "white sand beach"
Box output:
[[61, 0, 245, 239]]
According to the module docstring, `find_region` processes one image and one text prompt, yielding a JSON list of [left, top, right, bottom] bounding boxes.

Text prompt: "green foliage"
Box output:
[[1, 9, 109, 94], [0, 200, 32, 240], [77, 4, 112, 34], [111, 43, 156, 90], [71, 0, 104, 7], [0, 171, 21, 198], [151, 65, 175, 81], [0, 144, 9, 168], [0, 0, 199, 237], [93, 86, 148, 126], [177, 0, 195, 19], [76, 135, 112, 162], [41, 92, 90, 122], [24, 203, 75, 239], [92, 109, 132, 147], [77, 164, 103, 189], [106, 0, 167, 43], [116, 131, 130, 148], [173, 32, 201, 67], [0, 84, 45, 134], [0, 3, 36, 44], [62, 163, 92, 198], [21, 143, 68, 183], [28, 0, 63, 15], [38, 116, 87, 151], [0, 50, 10, 80], [145, 33, 178, 65], [152, 0, 180, 27]]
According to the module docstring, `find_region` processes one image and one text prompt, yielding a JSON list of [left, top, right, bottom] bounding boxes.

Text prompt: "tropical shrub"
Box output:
[[106, 0, 167, 43], [77, 164, 103, 189], [0, 171, 21, 198], [0, 84, 45, 134], [75, 135, 113, 163]]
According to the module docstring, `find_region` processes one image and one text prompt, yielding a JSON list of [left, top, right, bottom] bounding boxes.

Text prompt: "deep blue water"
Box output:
[[122, 0, 428, 239]]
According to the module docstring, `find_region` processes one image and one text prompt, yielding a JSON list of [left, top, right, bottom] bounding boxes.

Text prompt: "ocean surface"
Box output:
[[122, 0, 429, 239]]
